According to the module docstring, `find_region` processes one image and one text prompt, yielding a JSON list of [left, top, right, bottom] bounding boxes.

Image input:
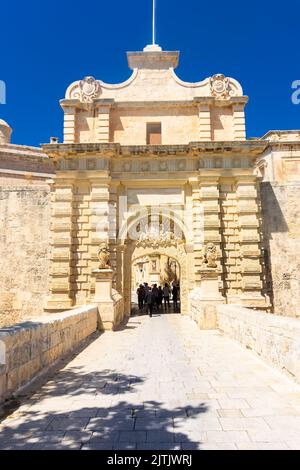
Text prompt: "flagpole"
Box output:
[[152, 0, 156, 45]]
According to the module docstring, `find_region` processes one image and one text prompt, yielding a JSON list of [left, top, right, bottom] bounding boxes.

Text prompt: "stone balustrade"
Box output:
[[0, 305, 98, 404], [217, 304, 300, 384]]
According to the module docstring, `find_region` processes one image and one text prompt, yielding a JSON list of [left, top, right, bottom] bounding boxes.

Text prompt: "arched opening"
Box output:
[[119, 210, 192, 316], [131, 253, 181, 315]]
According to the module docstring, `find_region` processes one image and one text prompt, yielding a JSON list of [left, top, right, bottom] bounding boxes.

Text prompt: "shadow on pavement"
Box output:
[[0, 367, 209, 450]]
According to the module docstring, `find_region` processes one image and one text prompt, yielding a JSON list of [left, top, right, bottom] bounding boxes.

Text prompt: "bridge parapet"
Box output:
[[217, 304, 300, 384], [0, 305, 98, 405]]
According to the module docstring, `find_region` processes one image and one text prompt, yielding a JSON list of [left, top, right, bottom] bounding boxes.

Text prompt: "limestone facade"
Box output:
[[43, 46, 269, 317]]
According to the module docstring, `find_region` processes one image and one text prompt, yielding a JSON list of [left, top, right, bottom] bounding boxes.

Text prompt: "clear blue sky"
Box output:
[[1, 0, 300, 146]]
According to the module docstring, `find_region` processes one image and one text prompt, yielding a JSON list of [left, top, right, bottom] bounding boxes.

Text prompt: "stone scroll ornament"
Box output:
[[79, 76, 101, 103], [209, 74, 235, 99], [97, 242, 110, 269], [203, 242, 218, 268]]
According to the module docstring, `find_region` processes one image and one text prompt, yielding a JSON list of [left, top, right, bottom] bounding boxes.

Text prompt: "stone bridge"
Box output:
[[1, 305, 300, 450]]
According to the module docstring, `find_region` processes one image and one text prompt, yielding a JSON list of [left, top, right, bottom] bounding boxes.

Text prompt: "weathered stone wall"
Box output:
[[217, 304, 300, 384], [0, 178, 51, 326], [0, 305, 98, 404], [260, 182, 300, 316]]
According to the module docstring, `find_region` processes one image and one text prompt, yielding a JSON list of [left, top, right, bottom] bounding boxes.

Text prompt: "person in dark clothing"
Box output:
[[152, 284, 159, 311], [145, 288, 154, 317], [157, 286, 163, 310], [163, 283, 170, 311], [172, 283, 178, 312], [137, 284, 145, 312]]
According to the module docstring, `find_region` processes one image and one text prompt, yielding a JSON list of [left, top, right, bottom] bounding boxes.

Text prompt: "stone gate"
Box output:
[[42, 44, 269, 321]]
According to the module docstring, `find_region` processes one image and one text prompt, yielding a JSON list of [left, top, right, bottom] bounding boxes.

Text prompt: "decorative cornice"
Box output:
[[42, 140, 267, 158], [0, 145, 55, 176], [60, 95, 247, 110]]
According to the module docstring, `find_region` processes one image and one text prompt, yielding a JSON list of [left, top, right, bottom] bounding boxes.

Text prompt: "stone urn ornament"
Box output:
[[97, 242, 110, 269]]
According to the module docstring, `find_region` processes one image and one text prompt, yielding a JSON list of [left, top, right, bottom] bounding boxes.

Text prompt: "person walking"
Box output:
[[163, 283, 170, 311], [144, 282, 149, 293], [137, 284, 145, 312], [145, 287, 154, 317], [152, 284, 159, 311], [157, 285, 163, 310], [172, 282, 178, 312]]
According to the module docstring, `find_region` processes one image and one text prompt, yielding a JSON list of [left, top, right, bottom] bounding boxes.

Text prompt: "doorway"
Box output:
[[131, 254, 181, 315]]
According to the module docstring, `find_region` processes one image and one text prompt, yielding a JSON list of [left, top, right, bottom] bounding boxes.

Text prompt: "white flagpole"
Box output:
[[152, 0, 156, 45]]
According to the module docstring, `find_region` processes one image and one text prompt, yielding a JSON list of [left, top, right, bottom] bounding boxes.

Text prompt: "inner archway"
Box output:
[[131, 253, 181, 315], [120, 210, 192, 316]]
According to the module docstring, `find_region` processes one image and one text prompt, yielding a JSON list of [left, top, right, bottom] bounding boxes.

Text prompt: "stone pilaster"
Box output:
[[108, 183, 118, 276], [95, 105, 111, 143], [46, 180, 74, 311], [219, 178, 240, 301], [197, 177, 222, 287], [198, 101, 212, 141], [191, 179, 203, 282], [236, 176, 267, 307], [232, 100, 246, 141], [71, 180, 91, 305], [63, 106, 76, 143], [89, 178, 112, 297]]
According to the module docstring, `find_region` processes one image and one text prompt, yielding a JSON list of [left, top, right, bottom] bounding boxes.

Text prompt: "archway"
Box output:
[[119, 211, 191, 315], [131, 253, 181, 314]]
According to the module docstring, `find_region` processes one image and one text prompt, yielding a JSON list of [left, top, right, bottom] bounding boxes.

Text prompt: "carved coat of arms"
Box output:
[[79, 76, 100, 103], [210, 74, 233, 99]]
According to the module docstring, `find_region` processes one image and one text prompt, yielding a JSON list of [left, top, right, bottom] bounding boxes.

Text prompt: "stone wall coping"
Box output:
[[0, 144, 49, 159], [217, 304, 300, 383], [218, 304, 300, 327], [0, 304, 99, 404], [0, 304, 98, 339]]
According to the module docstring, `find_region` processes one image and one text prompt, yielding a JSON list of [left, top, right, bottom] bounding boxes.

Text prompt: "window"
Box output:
[[147, 122, 162, 145]]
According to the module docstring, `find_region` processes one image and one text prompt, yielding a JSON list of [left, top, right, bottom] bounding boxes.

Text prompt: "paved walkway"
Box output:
[[1, 314, 300, 450]]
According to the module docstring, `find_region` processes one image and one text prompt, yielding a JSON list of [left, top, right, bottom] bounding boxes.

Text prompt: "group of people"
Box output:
[[136, 282, 180, 317]]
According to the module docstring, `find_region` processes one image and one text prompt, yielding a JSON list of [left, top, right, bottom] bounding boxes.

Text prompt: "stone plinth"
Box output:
[[189, 268, 225, 329], [93, 268, 113, 301], [92, 269, 124, 331]]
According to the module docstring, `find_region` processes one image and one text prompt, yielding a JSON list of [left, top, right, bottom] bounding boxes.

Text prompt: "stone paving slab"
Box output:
[[1, 313, 300, 450]]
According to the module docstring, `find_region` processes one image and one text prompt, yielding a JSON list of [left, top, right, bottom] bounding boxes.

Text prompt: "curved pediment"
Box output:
[[65, 70, 139, 101], [60, 47, 247, 144], [63, 47, 245, 104]]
